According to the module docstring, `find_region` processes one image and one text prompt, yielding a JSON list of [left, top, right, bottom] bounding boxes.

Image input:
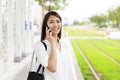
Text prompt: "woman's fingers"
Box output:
[[46, 27, 55, 43], [49, 31, 52, 36], [46, 27, 50, 36]]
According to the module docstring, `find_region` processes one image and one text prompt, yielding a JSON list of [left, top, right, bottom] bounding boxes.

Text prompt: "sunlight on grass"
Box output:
[[64, 27, 106, 37]]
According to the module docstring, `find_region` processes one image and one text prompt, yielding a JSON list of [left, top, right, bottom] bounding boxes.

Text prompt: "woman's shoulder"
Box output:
[[60, 38, 69, 48], [33, 40, 49, 49], [33, 41, 44, 49], [34, 41, 42, 46]]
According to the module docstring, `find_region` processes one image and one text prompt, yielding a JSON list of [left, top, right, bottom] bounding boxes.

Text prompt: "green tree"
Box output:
[[35, 0, 69, 25], [108, 6, 120, 29], [36, 0, 68, 11], [90, 14, 107, 28], [73, 20, 80, 25]]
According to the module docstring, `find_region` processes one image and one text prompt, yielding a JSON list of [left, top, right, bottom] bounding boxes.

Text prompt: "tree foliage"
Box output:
[[90, 14, 107, 28], [89, 5, 120, 29], [108, 6, 120, 29], [35, 0, 68, 11]]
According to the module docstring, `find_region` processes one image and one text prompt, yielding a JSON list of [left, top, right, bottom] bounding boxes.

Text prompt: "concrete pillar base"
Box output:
[[14, 57, 21, 62], [22, 52, 27, 58]]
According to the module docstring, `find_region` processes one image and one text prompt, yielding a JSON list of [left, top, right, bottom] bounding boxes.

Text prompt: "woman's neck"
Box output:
[[53, 35, 61, 51], [53, 35, 59, 43]]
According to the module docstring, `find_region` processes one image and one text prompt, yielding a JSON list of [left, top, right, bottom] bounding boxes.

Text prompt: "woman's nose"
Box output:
[[53, 22, 58, 27]]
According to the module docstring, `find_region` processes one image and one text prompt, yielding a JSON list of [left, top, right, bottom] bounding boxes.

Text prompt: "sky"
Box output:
[[58, 0, 120, 23]]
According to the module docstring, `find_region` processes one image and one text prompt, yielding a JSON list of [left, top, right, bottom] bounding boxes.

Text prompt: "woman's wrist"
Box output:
[[51, 41, 56, 46]]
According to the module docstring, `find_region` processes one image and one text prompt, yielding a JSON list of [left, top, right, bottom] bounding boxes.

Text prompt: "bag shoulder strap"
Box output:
[[41, 41, 47, 51], [36, 41, 47, 73], [29, 41, 47, 72]]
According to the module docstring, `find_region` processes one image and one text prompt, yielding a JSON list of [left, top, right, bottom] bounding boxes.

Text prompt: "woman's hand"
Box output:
[[46, 27, 57, 72], [46, 27, 55, 44]]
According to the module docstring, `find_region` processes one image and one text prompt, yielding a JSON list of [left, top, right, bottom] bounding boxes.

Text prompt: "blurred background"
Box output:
[[0, 0, 120, 80]]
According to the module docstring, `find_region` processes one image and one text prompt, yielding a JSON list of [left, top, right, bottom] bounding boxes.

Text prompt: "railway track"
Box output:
[[72, 39, 101, 80]]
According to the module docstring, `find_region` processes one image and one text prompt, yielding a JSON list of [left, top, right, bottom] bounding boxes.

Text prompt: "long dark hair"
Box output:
[[40, 11, 62, 41]]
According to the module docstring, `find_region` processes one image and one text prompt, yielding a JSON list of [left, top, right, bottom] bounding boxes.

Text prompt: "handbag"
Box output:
[[27, 42, 47, 80], [27, 64, 45, 80]]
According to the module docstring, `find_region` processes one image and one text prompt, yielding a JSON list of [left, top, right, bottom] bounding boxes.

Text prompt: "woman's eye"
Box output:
[[49, 22, 53, 23], [57, 20, 60, 23]]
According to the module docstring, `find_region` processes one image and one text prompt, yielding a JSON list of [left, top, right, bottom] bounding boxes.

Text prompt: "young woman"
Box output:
[[34, 11, 73, 80]]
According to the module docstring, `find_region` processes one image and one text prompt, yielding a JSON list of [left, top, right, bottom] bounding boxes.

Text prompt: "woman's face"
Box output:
[[47, 15, 62, 35]]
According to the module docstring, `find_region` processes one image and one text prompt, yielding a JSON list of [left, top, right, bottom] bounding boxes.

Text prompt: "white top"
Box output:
[[33, 39, 73, 80]]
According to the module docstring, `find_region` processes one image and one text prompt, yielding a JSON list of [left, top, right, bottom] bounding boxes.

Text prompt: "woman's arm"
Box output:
[[45, 27, 58, 73], [47, 42, 57, 72]]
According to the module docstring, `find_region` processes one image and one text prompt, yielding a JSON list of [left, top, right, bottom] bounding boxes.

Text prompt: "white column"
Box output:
[[27, 0, 33, 54], [14, 0, 22, 62], [0, 58, 4, 79], [21, 0, 27, 57], [25, 0, 32, 55], [6, 0, 14, 68], [0, 0, 2, 42], [0, 43, 5, 78]]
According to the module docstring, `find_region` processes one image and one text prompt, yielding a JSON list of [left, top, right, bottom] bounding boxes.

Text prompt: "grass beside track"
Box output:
[[71, 39, 120, 80]]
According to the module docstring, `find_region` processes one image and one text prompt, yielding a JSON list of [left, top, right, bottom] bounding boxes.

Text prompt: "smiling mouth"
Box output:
[[53, 28, 60, 31]]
